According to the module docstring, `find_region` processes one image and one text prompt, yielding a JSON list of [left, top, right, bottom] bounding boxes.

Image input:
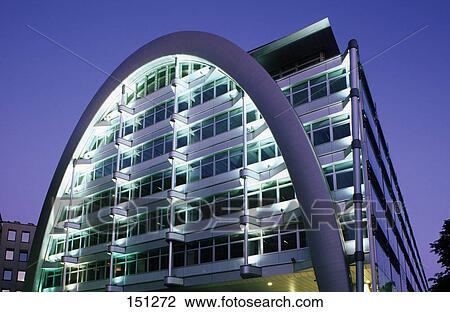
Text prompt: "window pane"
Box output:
[[7, 230, 16, 242], [249, 240, 260, 256], [229, 154, 242, 170], [292, 81, 308, 92], [202, 87, 214, 102], [178, 96, 189, 112], [326, 175, 334, 191], [229, 113, 242, 129], [191, 88, 202, 107], [201, 122, 214, 140], [263, 236, 278, 253], [215, 114, 228, 135], [281, 233, 297, 251], [230, 242, 243, 258], [3, 269, 12, 281], [279, 185, 295, 201], [200, 247, 212, 263], [336, 171, 353, 189], [261, 145, 276, 161], [329, 76, 347, 93], [5, 250, 14, 261], [310, 83, 327, 100], [313, 128, 330, 145], [215, 244, 228, 261], [186, 250, 198, 266], [19, 251, 28, 262], [333, 123, 351, 140], [310, 74, 326, 85], [201, 162, 213, 179], [262, 189, 277, 206], [292, 89, 309, 106], [247, 149, 259, 165], [248, 194, 259, 209]]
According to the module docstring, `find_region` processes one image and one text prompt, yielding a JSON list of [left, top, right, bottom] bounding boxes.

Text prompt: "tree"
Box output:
[[429, 219, 450, 291]]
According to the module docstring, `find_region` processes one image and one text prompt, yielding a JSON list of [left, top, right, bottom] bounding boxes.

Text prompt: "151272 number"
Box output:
[[127, 296, 176, 308]]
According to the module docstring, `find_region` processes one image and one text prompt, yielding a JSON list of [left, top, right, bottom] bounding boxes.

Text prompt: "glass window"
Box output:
[[191, 88, 202, 107], [178, 95, 189, 112], [189, 124, 201, 144], [326, 175, 334, 190], [187, 207, 199, 223], [229, 149, 242, 170], [310, 75, 327, 100], [329, 76, 347, 93], [215, 113, 228, 135], [7, 230, 16, 242], [3, 269, 12, 281], [188, 162, 200, 183], [263, 235, 278, 253], [215, 244, 228, 261], [201, 119, 214, 140], [201, 157, 214, 179], [186, 249, 198, 266], [313, 128, 330, 145], [279, 185, 295, 201], [147, 74, 156, 94], [19, 251, 28, 262], [229, 109, 242, 129], [247, 110, 258, 123], [17, 271, 26, 282], [155, 104, 166, 123], [173, 252, 184, 267], [247, 148, 259, 165], [230, 242, 243, 258], [248, 194, 260, 209], [202, 82, 215, 102], [262, 189, 277, 206], [261, 144, 276, 161], [336, 170, 353, 189], [175, 167, 187, 186], [200, 247, 212, 263], [177, 129, 188, 148], [248, 240, 260, 256], [215, 78, 228, 97], [144, 110, 154, 127], [157, 68, 167, 89], [292, 89, 309, 106], [281, 232, 297, 251], [333, 123, 351, 140], [5, 249, 14, 261], [181, 63, 190, 78], [214, 152, 228, 175], [153, 138, 164, 157]]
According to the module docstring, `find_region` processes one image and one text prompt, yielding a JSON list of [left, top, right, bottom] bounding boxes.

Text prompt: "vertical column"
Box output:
[[164, 57, 184, 287], [359, 89, 378, 292], [107, 85, 126, 289], [61, 160, 76, 290], [239, 93, 261, 279], [242, 93, 249, 267], [167, 58, 179, 279], [349, 39, 364, 292]]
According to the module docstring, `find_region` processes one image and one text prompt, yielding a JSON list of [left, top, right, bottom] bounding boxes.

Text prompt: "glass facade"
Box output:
[[30, 22, 427, 292]]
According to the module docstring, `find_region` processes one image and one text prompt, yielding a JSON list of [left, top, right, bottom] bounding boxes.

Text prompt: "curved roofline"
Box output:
[[27, 31, 351, 292]]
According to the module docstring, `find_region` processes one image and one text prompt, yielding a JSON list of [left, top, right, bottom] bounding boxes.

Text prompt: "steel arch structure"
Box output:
[[26, 31, 351, 292]]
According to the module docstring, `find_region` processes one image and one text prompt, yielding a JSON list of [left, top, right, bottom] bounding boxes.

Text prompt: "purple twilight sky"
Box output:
[[1, 0, 449, 283]]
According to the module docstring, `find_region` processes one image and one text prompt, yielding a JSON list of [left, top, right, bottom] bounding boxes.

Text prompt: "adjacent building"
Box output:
[[0, 215, 36, 291], [26, 18, 427, 292]]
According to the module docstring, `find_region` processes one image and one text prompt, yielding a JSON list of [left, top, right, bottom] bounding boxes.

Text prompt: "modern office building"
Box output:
[[0, 215, 36, 291], [26, 18, 427, 292]]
